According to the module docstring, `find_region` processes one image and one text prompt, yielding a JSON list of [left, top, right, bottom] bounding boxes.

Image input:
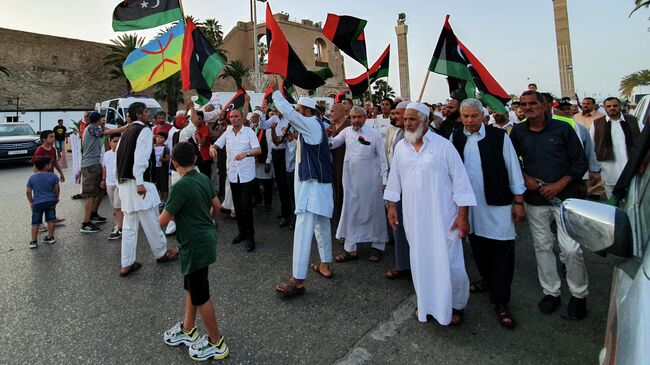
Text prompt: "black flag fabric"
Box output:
[[112, 0, 183, 31], [344, 45, 390, 99], [322, 14, 368, 68]]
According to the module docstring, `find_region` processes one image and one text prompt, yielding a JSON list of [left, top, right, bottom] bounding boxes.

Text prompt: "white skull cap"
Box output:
[[406, 102, 430, 117], [297, 97, 316, 110]]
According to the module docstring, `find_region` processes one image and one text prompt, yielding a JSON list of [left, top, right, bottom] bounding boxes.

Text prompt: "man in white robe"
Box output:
[[384, 102, 476, 326], [269, 79, 334, 296], [329, 106, 388, 262]]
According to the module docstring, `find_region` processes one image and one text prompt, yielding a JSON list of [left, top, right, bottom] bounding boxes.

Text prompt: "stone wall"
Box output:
[[0, 27, 126, 110]]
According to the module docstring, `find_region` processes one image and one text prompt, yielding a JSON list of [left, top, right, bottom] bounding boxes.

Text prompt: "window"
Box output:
[[313, 38, 328, 63]]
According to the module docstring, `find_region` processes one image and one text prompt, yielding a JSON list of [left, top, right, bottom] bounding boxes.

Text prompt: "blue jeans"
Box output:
[[31, 201, 57, 226]]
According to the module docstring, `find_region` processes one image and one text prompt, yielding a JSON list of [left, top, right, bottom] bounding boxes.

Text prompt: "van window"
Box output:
[[106, 108, 117, 126]]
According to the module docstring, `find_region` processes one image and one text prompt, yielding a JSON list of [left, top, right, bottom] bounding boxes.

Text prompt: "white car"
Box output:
[[561, 124, 649, 364]]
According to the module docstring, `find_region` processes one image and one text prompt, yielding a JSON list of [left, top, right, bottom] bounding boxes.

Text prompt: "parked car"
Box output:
[[560, 124, 649, 365], [0, 123, 41, 163]]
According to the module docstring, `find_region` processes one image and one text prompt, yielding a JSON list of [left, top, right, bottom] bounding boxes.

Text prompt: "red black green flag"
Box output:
[[322, 14, 368, 68], [428, 15, 510, 113], [263, 79, 295, 110], [344, 45, 390, 99], [112, 0, 183, 32], [264, 4, 333, 90], [334, 90, 350, 103], [181, 18, 226, 106], [223, 89, 247, 115]]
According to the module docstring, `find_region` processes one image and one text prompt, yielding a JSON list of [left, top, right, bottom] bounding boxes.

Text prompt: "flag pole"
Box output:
[[366, 67, 372, 105], [418, 69, 430, 102], [178, 0, 187, 23]]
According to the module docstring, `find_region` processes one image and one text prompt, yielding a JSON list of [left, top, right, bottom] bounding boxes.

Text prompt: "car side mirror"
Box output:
[[560, 199, 633, 258]]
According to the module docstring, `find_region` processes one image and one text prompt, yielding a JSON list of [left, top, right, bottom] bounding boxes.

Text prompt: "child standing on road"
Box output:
[[26, 156, 60, 249], [154, 132, 171, 204], [159, 142, 229, 361], [101, 132, 123, 240]]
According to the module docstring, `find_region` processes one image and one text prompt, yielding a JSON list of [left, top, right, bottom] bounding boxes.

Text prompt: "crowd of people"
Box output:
[[24, 79, 645, 361]]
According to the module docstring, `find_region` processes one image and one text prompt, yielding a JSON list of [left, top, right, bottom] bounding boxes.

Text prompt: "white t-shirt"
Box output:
[[154, 145, 165, 167], [285, 139, 297, 173], [102, 149, 117, 187]]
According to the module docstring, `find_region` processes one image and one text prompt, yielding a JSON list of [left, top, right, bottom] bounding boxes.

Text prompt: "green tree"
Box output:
[[103, 33, 146, 93], [371, 79, 395, 105], [630, 0, 650, 15], [620, 69, 650, 99], [154, 73, 183, 117], [0, 65, 10, 76], [219, 60, 251, 90], [199, 18, 228, 61]]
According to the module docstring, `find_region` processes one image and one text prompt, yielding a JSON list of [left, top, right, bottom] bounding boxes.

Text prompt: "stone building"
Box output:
[[216, 12, 347, 96], [0, 27, 125, 111]]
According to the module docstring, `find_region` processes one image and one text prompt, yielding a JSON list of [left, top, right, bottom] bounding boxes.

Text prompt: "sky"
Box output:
[[1, 0, 649, 102]]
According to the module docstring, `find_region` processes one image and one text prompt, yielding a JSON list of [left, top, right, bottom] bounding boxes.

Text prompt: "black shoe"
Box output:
[[538, 295, 561, 313], [231, 234, 244, 245], [276, 214, 283, 219], [90, 214, 107, 224], [245, 240, 256, 252], [278, 218, 289, 227], [567, 296, 587, 320], [80, 222, 101, 233]]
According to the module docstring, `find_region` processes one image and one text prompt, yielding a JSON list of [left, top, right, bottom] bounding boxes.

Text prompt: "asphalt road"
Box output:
[[0, 161, 613, 364]]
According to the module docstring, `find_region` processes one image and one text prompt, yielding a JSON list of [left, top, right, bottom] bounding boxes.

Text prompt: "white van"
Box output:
[[96, 96, 164, 128]]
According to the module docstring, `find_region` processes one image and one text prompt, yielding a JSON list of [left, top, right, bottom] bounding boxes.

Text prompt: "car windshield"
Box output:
[[0, 124, 36, 137]]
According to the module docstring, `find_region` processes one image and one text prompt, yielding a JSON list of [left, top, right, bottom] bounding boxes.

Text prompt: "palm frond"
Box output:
[[619, 69, 650, 98]]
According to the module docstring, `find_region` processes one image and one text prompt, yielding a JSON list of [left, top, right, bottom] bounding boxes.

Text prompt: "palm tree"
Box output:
[[154, 73, 183, 117], [103, 33, 146, 93], [620, 70, 650, 99], [199, 18, 228, 61], [219, 60, 251, 90], [372, 79, 396, 105], [630, 0, 650, 15], [0, 65, 9, 76]]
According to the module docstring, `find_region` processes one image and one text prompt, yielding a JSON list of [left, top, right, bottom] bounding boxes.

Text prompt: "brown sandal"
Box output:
[[495, 305, 516, 329], [120, 261, 142, 277], [311, 263, 333, 279], [384, 268, 410, 279], [275, 280, 305, 297], [450, 309, 464, 326], [369, 248, 382, 262], [334, 251, 358, 263], [156, 248, 179, 263]]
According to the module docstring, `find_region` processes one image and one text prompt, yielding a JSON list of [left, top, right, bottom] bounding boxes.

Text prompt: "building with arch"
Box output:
[[215, 12, 347, 96]]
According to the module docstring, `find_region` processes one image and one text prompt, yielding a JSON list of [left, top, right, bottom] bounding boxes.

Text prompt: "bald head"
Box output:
[[331, 103, 347, 123]]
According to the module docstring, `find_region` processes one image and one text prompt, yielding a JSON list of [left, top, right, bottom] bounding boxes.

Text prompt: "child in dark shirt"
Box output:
[[26, 156, 60, 249], [154, 132, 171, 203]]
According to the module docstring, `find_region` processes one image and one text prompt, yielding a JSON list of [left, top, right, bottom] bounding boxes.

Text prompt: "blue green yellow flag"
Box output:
[[123, 22, 184, 91]]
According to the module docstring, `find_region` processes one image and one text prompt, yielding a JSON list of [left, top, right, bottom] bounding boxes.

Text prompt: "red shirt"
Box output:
[[195, 124, 211, 161], [153, 123, 173, 136], [31, 146, 60, 172]]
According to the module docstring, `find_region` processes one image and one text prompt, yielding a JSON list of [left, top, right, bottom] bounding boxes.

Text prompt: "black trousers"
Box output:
[[253, 178, 273, 207], [217, 149, 227, 199], [197, 159, 212, 178], [469, 234, 515, 306], [271, 149, 292, 218], [230, 179, 256, 242]]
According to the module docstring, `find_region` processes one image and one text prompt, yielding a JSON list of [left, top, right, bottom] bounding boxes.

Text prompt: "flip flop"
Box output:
[[450, 309, 464, 326], [119, 261, 142, 277], [384, 268, 410, 280], [311, 263, 333, 279], [334, 251, 358, 263], [369, 248, 382, 262]]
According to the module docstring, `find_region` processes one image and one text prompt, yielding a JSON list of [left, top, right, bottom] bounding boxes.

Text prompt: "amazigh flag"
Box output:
[[345, 44, 390, 99], [112, 0, 183, 32], [428, 15, 510, 113], [122, 21, 183, 92], [182, 18, 226, 105], [322, 14, 368, 68], [265, 4, 333, 90], [223, 89, 247, 115]]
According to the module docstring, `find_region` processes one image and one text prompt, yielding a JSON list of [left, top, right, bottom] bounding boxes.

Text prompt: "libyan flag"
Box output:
[[263, 79, 296, 110], [122, 21, 183, 92], [345, 44, 390, 99], [223, 89, 247, 116], [112, 0, 183, 32], [322, 14, 368, 68], [181, 18, 226, 106], [264, 4, 333, 90], [428, 15, 510, 113]]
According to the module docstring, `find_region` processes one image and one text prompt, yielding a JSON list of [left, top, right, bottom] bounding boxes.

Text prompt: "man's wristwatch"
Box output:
[[245, 150, 251, 157]]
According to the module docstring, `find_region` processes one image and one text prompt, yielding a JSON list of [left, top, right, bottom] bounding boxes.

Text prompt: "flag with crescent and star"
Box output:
[[112, 0, 183, 32], [122, 21, 184, 92], [345, 44, 390, 99]]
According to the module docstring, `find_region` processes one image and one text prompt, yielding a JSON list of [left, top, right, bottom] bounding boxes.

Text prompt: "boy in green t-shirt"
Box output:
[[159, 142, 229, 361]]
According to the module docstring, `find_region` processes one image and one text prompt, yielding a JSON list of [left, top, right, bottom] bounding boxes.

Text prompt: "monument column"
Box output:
[[395, 14, 411, 100], [553, 0, 575, 97]]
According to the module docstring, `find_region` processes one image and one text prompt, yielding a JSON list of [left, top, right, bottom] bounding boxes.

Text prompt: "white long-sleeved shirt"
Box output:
[[214, 126, 260, 184]]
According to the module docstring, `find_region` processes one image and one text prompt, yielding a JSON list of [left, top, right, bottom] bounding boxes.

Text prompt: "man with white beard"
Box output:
[[384, 102, 476, 326], [328, 106, 388, 263]]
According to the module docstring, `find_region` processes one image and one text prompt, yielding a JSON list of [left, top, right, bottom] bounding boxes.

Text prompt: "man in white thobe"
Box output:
[[329, 106, 388, 262], [269, 79, 334, 296], [117, 102, 177, 277], [384, 102, 476, 326]]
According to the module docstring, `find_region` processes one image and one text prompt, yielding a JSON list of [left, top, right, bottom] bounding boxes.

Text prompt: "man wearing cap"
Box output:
[[384, 102, 476, 326], [269, 78, 334, 296], [329, 106, 388, 264], [80, 111, 127, 233], [117, 102, 178, 277]]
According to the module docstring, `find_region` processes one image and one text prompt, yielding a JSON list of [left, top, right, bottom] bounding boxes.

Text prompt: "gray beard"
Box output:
[[353, 124, 362, 132], [404, 126, 424, 144]]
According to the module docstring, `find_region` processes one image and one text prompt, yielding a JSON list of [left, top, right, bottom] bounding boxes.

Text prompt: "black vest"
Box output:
[[452, 126, 513, 206], [256, 128, 269, 164], [117, 122, 156, 183]]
